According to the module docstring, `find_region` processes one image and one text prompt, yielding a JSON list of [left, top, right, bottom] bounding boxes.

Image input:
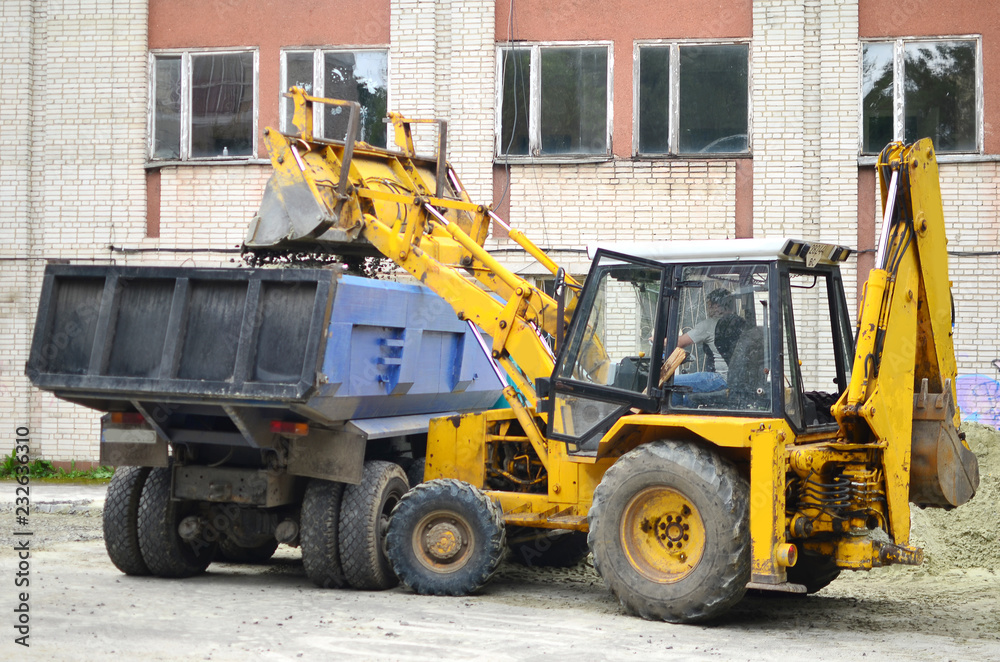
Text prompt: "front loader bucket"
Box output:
[[245, 171, 328, 247], [245, 171, 363, 250], [244, 90, 484, 257]]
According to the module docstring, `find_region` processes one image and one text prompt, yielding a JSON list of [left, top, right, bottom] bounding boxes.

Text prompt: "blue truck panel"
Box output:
[[309, 275, 502, 421]]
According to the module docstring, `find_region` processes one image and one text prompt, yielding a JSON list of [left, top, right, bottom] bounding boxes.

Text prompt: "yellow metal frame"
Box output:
[[251, 94, 973, 589]]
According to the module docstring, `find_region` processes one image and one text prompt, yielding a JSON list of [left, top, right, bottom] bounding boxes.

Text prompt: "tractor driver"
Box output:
[[677, 289, 735, 375], [671, 289, 742, 400], [672, 314, 748, 405]]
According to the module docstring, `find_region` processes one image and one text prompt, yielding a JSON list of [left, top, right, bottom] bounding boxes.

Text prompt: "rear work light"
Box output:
[[270, 421, 309, 437], [110, 412, 145, 425]]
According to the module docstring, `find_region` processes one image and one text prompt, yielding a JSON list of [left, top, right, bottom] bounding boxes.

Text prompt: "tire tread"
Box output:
[[300, 479, 347, 589], [137, 467, 215, 578], [588, 441, 750, 623], [387, 479, 505, 596], [103, 466, 152, 576], [339, 461, 409, 590]]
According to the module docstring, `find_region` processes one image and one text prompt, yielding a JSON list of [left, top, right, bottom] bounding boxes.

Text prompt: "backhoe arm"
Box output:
[[833, 139, 978, 545]]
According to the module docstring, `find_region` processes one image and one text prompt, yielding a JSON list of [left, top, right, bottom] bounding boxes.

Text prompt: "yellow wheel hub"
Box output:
[[413, 510, 475, 573], [621, 486, 706, 583]]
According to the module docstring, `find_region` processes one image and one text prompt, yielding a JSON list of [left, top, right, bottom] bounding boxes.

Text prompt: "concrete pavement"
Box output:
[[0, 480, 106, 515]]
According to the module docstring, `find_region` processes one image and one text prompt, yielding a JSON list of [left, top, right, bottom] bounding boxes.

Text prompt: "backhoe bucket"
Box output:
[[910, 383, 979, 508]]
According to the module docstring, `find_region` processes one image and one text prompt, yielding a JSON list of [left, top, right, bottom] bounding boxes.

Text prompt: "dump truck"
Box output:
[[239, 89, 979, 622], [26, 266, 503, 587]]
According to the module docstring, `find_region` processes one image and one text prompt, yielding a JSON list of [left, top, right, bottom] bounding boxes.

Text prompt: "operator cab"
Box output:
[[547, 239, 855, 453]]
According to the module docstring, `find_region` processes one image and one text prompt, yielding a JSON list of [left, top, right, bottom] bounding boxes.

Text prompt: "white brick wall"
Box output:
[[491, 160, 739, 276], [391, 0, 494, 201], [156, 166, 272, 258], [864, 162, 1000, 424], [1, 0, 148, 462], [0, 2, 35, 443], [390, 0, 439, 155], [752, 0, 860, 304], [928, 162, 1000, 379], [751, 0, 862, 400]]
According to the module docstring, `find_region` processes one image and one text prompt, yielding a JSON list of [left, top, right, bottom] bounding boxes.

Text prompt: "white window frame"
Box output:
[[279, 47, 391, 146], [632, 40, 752, 157], [859, 36, 983, 155], [147, 48, 260, 162], [494, 41, 614, 163]]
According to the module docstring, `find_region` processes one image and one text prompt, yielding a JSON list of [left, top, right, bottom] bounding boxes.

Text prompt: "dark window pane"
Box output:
[[283, 51, 314, 133], [153, 56, 181, 159], [904, 41, 977, 152], [638, 46, 670, 154], [540, 47, 608, 155], [323, 51, 388, 146], [862, 43, 894, 153], [678, 44, 748, 154], [190, 52, 254, 158], [500, 48, 530, 155]]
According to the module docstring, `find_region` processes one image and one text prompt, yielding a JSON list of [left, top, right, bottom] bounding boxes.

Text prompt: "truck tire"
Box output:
[[300, 478, 347, 588], [137, 467, 216, 578], [216, 537, 279, 565], [506, 527, 590, 568], [406, 456, 425, 487], [103, 466, 152, 576], [386, 479, 505, 596], [786, 552, 841, 594], [588, 441, 750, 623], [339, 461, 409, 590]]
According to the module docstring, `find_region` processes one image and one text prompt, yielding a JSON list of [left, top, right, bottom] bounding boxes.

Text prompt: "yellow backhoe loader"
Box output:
[[244, 89, 979, 622]]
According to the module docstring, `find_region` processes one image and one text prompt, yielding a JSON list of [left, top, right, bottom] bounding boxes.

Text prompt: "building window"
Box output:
[[496, 43, 612, 160], [862, 38, 980, 154], [635, 42, 750, 156], [281, 49, 388, 147], [149, 49, 258, 161]]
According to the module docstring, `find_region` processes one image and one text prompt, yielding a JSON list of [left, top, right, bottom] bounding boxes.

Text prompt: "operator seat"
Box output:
[[679, 325, 767, 411]]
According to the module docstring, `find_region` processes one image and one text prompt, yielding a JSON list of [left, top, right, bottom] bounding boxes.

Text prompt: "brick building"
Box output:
[[2, 0, 999, 463]]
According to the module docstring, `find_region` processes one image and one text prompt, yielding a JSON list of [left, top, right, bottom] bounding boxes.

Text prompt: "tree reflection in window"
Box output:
[[862, 39, 978, 154], [904, 41, 976, 152], [280, 49, 388, 147]]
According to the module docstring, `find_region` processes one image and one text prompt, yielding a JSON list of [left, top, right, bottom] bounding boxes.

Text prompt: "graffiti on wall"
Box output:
[[956, 360, 1000, 430]]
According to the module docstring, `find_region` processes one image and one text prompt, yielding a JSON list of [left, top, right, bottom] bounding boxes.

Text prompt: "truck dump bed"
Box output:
[[26, 264, 503, 427]]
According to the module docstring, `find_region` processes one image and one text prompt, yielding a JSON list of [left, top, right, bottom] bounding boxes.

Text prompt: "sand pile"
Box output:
[[909, 422, 1000, 572]]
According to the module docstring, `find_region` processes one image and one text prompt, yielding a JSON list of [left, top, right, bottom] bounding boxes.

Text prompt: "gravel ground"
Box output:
[[1, 512, 999, 661], [1, 424, 997, 659]]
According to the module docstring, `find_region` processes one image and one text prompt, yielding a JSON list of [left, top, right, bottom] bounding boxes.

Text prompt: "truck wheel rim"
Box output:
[[412, 510, 475, 573], [620, 486, 706, 583]]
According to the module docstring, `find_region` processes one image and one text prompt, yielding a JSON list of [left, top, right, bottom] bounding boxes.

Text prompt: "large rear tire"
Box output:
[[339, 461, 409, 590], [137, 467, 216, 578], [386, 479, 505, 596], [103, 466, 152, 576], [588, 441, 750, 623], [406, 456, 425, 487], [300, 478, 347, 589], [506, 527, 590, 568]]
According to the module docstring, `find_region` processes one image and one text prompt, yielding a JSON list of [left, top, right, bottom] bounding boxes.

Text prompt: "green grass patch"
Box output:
[[0, 450, 113, 483]]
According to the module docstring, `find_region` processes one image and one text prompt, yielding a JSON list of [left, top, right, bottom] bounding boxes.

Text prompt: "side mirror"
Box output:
[[554, 268, 566, 352]]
